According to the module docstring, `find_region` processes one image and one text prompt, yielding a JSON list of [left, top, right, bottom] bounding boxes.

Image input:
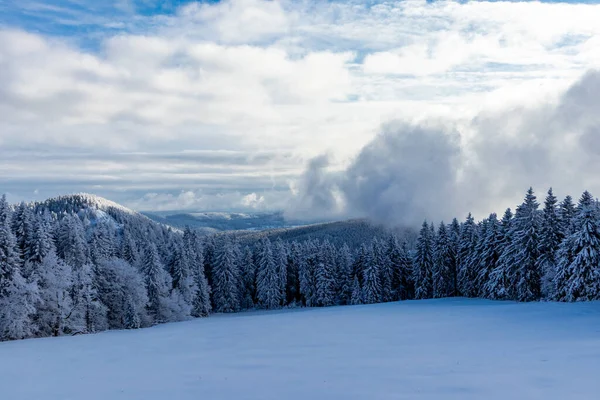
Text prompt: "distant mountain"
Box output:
[[142, 210, 327, 234], [226, 219, 417, 249]]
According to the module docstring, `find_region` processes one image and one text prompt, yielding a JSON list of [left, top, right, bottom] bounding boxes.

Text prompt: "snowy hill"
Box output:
[[229, 218, 417, 249], [2, 299, 599, 400], [38, 193, 165, 229]]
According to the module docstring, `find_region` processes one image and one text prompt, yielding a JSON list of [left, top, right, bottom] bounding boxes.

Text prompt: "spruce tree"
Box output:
[[316, 240, 337, 307], [457, 213, 477, 297], [513, 188, 541, 302], [350, 276, 362, 305], [0, 195, 38, 341], [362, 246, 381, 304], [486, 208, 515, 300], [433, 222, 452, 298], [560, 191, 600, 301], [256, 237, 282, 309], [336, 243, 353, 305], [140, 242, 171, 323], [211, 238, 240, 313], [476, 214, 501, 298], [537, 188, 562, 299], [448, 218, 461, 296], [413, 221, 434, 299]]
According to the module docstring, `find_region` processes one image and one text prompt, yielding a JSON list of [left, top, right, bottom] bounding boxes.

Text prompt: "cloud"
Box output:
[[2, 0, 600, 216], [290, 69, 600, 225]]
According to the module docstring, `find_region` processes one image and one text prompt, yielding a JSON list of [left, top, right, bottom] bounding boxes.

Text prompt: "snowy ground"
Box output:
[[2, 299, 600, 400]]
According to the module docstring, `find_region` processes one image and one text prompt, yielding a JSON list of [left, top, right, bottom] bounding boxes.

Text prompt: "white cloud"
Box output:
[[2, 0, 600, 215]]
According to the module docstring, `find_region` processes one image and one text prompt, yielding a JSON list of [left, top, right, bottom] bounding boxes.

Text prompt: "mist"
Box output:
[[287, 69, 600, 226]]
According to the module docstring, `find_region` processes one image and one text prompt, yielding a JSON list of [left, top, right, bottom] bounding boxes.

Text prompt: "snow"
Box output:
[[2, 299, 600, 399]]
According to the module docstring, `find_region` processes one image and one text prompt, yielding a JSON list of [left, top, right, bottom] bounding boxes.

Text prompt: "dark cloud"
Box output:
[[290, 69, 600, 226]]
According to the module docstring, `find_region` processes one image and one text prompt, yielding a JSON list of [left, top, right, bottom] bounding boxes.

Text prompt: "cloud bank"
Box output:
[[289, 70, 600, 225]]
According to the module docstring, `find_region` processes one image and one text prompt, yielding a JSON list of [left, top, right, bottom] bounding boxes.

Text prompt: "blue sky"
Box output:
[[1, 0, 600, 221]]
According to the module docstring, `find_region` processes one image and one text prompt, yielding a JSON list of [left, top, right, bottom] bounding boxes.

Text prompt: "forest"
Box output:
[[0, 187, 598, 342]]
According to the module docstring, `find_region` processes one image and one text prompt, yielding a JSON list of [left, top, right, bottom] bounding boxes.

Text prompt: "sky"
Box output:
[[1, 0, 600, 224]]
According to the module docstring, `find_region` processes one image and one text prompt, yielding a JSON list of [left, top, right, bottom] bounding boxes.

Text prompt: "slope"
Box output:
[[1, 299, 599, 400]]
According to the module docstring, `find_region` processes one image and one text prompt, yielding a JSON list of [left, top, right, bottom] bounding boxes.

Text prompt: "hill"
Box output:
[[228, 218, 417, 249]]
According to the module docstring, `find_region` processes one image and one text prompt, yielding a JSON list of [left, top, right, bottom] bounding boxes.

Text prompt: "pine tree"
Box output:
[[448, 218, 461, 296], [475, 214, 501, 297], [299, 240, 318, 307], [537, 188, 562, 299], [374, 238, 394, 303], [362, 246, 381, 304], [11, 202, 34, 264], [513, 188, 541, 302], [350, 276, 362, 305], [336, 243, 354, 304], [559, 195, 576, 236], [316, 240, 337, 307], [286, 241, 303, 305], [413, 221, 434, 299], [184, 228, 211, 317], [0, 195, 38, 341], [256, 238, 282, 309], [240, 246, 256, 309], [35, 250, 74, 337], [433, 222, 452, 298], [90, 221, 115, 263], [273, 238, 288, 306], [560, 191, 600, 301], [140, 242, 171, 323], [120, 228, 139, 266], [457, 214, 477, 297], [486, 208, 515, 300], [211, 238, 240, 313]]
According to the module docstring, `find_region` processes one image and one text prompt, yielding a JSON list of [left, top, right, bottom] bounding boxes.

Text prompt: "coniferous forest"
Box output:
[[0, 187, 599, 342]]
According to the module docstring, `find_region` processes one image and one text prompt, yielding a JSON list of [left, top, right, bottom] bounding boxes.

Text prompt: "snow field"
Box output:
[[1, 298, 600, 400]]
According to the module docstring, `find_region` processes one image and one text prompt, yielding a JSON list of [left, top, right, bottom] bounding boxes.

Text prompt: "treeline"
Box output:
[[0, 187, 598, 342]]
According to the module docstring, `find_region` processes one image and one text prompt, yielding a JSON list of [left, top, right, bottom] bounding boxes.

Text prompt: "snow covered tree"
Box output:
[[286, 241, 303, 305], [374, 238, 394, 303], [239, 246, 256, 309], [361, 247, 381, 304], [486, 208, 515, 300], [557, 191, 600, 301], [433, 222, 452, 298], [316, 240, 337, 307], [448, 218, 461, 296], [559, 195, 577, 236], [299, 240, 319, 307], [475, 214, 501, 297], [90, 221, 115, 263], [56, 214, 88, 268], [273, 238, 288, 306], [0, 195, 38, 341], [336, 243, 354, 305], [413, 221, 434, 299], [350, 276, 362, 305], [95, 258, 149, 329], [537, 188, 563, 299], [11, 202, 34, 264], [35, 250, 74, 336], [120, 228, 139, 266], [211, 238, 240, 313], [513, 188, 541, 302], [256, 238, 282, 309], [140, 242, 172, 323], [457, 214, 478, 297]]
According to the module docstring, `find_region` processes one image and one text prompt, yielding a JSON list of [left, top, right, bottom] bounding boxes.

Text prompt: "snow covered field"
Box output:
[[2, 299, 600, 400]]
